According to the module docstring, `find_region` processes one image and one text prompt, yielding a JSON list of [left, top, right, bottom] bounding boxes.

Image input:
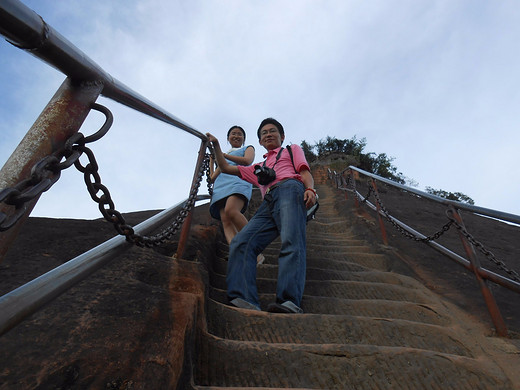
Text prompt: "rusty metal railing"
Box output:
[[0, 195, 209, 336], [0, 0, 212, 335], [329, 166, 520, 337]]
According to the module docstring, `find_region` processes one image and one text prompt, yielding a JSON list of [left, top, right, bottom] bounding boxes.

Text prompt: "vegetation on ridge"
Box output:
[[301, 135, 474, 205]]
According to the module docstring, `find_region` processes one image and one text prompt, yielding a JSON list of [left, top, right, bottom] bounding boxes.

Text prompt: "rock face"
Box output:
[[0, 165, 519, 389], [0, 207, 217, 389]]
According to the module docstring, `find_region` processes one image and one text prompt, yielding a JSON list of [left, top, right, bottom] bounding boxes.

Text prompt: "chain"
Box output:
[[1, 103, 211, 249], [124, 155, 210, 247], [71, 108, 209, 247], [337, 171, 452, 242], [332, 170, 520, 282], [446, 210, 520, 282], [205, 152, 214, 197], [354, 181, 373, 204], [0, 104, 105, 232], [371, 184, 453, 242]]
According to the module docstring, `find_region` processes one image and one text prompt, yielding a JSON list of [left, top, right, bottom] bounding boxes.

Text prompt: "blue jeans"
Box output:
[[226, 179, 307, 310]]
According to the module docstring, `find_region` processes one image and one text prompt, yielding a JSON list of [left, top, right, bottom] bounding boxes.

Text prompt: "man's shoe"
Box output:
[[267, 301, 303, 314], [230, 298, 261, 311]]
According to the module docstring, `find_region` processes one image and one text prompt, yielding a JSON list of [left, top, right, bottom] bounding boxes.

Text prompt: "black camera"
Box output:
[[254, 164, 276, 185]]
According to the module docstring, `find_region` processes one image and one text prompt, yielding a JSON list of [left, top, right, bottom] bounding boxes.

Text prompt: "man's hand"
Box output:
[[303, 189, 317, 209]]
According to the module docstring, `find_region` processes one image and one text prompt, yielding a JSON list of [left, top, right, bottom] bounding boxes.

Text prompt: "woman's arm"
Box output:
[[208, 155, 220, 182], [210, 166, 221, 182], [206, 133, 240, 176], [223, 146, 255, 166]]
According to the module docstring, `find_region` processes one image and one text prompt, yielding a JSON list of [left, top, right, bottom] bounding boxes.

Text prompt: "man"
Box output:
[[206, 118, 317, 313]]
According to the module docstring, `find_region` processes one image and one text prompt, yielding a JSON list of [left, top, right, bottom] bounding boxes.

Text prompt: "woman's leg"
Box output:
[[221, 195, 265, 264], [220, 195, 248, 244]]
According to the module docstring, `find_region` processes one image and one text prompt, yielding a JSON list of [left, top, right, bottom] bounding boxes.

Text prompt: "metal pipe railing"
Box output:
[[329, 166, 520, 337], [346, 166, 520, 226], [0, 0, 207, 141], [0, 0, 214, 335], [0, 78, 102, 260], [0, 194, 210, 336]]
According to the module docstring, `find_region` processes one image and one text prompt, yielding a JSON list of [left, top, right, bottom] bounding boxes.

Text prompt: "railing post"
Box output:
[[449, 206, 508, 337], [0, 78, 102, 262], [176, 140, 208, 259], [371, 179, 389, 245], [350, 170, 359, 208], [342, 174, 349, 200]]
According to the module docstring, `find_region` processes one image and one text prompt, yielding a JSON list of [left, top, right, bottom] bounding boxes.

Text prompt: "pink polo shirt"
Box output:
[[238, 144, 310, 197]]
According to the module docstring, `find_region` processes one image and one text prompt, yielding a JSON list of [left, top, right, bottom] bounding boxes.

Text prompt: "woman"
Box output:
[[209, 126, 264, 264]]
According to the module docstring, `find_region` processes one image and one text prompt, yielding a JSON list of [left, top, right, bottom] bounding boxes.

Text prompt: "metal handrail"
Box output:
[[0, 194, 210, 336], [345, 167, 520, 226], [329, 165, 520, 336], [0, 1, 213, 335], [0, 0, 206, 140]]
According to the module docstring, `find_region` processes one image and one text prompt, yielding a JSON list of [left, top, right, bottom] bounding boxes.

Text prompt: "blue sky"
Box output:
[[1, 0, 519, 219]]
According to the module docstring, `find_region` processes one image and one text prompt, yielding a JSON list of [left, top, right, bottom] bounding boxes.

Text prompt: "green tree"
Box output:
[[308, 135, 407, 183], [371, 153, 405, 184], [425, 187, 475, 205], [300, 140, 316, 162]]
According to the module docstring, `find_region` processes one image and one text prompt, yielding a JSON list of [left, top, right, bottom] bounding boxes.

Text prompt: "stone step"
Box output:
[[291, 296, 451, 325], [250, 251, 389, 270], [209, 279, 437, 309], [212, 256, 373, 276], [195, 180, 518, 389], [210, 266, 423, 290], [194, 333, 513, 389], [206, 300, 470, 356]]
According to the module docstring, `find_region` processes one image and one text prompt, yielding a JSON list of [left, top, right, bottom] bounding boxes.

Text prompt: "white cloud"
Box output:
[[1, 0, 519, 219]]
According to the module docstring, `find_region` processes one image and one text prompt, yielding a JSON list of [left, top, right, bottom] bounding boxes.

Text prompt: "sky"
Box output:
[[1, 0, 519, 220]]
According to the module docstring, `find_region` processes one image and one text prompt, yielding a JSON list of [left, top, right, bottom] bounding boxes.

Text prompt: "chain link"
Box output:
[[335, 170, 519, 282], [0, 103, 211, 249], [353, 180, 373, 204], [371, 188, 454, 242], [446, 210, 520, 282], [205, 153, 214, 196]]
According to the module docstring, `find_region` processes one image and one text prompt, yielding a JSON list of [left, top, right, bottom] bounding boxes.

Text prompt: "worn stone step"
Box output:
[[205, 288, 451, 325], [307, 243, 373, 257], [207, 289, 449, 324], [206, 301, 470, 356], [306, 239, 365, 248], [209, 279, 436, 310], [303, 280, 434, 302], [212, 256, 373, 276], [210, 266, 423, 291], [307, 253, 389, 270], [252, 249, 388, 269], [215, 252, 389, 271], [307, 231, 358, 239], [195, 334, 513, 389], [293, 296, 451, 325], [306, 220, 356, 233]]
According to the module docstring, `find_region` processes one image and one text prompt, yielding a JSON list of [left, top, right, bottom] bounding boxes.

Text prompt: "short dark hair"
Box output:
[[257, 118, 284, 140], [227, 125, 246, 140]]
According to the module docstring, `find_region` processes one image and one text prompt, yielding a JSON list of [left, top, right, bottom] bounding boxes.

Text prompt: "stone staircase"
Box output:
[[190, 167, 518, 389]]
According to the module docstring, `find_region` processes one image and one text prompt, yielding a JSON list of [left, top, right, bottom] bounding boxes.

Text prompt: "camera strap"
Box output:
[[262, 147, 285, 169], [262, 146, 298, 173]]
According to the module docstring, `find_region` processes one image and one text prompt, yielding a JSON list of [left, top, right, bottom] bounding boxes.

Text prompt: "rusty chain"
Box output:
[[446, 210, 520, 282], [371, 188, 454, 242], [0, 103, 211, 248], [354, 181, 373, 205], [335, 170, 519, 281], [0, 103, 109, 232], [338, 171, 453, 242]]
